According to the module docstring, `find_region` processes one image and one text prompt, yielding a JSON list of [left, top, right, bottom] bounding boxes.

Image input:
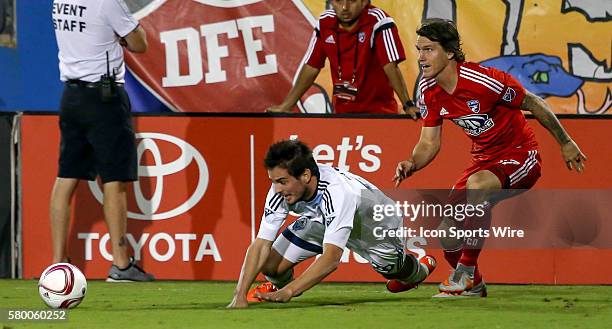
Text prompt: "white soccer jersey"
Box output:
[[258, 165, 404, 260], [52, 0, 138, 83]]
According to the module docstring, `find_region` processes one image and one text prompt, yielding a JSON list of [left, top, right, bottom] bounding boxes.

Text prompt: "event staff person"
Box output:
[[50, 0, 154, 282]]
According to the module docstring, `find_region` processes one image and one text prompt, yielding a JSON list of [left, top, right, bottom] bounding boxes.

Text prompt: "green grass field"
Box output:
[[1, 280, 611, 329]]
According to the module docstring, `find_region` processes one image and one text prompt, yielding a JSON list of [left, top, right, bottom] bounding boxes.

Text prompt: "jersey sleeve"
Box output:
[[418, 80, 442, 127], [101, 0, 139, 38], [320, 183, 357, 250], [373, 18, 406, 65], [304, 22, 327, 69], [256, 186, 289, 241], [488, 66, 527, 109]]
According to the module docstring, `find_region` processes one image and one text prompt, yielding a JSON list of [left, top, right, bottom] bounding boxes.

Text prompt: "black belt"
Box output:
[[65, 80, 124, 88]]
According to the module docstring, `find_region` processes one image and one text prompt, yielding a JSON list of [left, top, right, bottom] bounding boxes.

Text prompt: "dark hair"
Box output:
[[417, 18, 465, 62], [264, 140, 319, 179]]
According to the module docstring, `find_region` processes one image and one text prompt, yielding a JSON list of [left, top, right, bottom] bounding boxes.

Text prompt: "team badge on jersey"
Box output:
[[358, 32, 366, 43], [466, 100, 480, 113], [325, 35, 335, 44], [419, 105, 428, 118], [292, 217, 308, 231], [503, 87, 517, 102], [452, 114, 494, 136]]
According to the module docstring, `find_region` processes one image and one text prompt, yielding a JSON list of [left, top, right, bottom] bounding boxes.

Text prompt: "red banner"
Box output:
[[20, 114, 612, 284], [125, 0, 320, 113]]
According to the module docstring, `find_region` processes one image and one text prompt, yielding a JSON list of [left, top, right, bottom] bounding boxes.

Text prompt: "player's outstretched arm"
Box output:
[[383, 62, 418, 119], [266, 64, 321, 113], [521, 91, 587, 173], [255, 243, 343, 303], [393, 126, 441, 187], [227, 238, 273, 308]]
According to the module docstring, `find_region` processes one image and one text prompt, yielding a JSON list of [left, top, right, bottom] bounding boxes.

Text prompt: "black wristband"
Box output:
[[403, 99, 415, 110]]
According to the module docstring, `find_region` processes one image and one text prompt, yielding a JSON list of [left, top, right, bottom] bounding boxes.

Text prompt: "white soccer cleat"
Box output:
[[438, 270, 474, 294], [434, 269, 487, 298]]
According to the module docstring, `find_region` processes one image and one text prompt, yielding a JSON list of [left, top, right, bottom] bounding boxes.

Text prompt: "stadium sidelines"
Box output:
[[12, 114, 612, 284]]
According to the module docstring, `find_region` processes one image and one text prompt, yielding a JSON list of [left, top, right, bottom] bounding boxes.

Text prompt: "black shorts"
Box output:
[[57, 83, 137, 183]]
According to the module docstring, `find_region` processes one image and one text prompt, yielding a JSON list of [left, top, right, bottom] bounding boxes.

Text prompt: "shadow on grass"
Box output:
[[91, 295, 434, 312]]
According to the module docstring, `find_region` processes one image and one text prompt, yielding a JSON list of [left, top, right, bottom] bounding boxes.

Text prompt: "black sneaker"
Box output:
[[106, 257, 155, 282]]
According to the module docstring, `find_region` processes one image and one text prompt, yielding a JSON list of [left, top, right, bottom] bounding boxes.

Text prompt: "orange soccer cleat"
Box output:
[[246, 281, 277, 302]]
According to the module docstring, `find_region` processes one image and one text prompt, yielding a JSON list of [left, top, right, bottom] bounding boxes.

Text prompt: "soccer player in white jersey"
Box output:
[[227, 140, 436, 308]]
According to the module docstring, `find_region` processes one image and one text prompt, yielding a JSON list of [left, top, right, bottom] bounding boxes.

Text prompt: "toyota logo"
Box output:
[[88, 133, 209, 220]]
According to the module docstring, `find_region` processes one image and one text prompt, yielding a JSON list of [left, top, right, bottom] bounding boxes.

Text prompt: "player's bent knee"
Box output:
[[467, 171, 502, 190]]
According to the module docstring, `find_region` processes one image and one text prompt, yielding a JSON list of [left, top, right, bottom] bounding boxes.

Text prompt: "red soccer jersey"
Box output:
[[305, 5, 406, 114], [419, 62, 538, 162]]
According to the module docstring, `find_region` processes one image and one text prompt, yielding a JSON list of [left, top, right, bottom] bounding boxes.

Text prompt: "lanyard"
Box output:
[[336, 28, 361, 84]]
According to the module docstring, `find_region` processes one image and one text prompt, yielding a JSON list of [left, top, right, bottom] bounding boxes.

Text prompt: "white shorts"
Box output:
[[272, 217, 324, 263], [272, 217, 405, 276]]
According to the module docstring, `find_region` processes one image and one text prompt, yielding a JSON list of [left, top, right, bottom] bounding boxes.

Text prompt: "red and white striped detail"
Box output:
[[459, 66, 504, 94], [303, 31, 318, 64], [368, 8, 399, 62], [381, 29, 399, 62], [319, 10, 335, 21], [419, 77, 437, 94], [314, 10, 335, 34], [509, 150, 538, 186]]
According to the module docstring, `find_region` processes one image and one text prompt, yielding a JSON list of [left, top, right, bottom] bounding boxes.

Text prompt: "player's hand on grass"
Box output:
[[393, 160, 416, 187], [226, 295, 249, 309], [561, 140, 587, 173], [255, 287, 293, 303]]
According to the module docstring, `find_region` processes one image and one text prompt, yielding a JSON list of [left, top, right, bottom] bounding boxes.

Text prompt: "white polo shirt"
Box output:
[[52, 0, 139, 83]]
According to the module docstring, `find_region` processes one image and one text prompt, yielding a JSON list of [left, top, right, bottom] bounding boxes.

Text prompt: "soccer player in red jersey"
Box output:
[[267, 0, 418, 116], [393, 18, 587, 297]]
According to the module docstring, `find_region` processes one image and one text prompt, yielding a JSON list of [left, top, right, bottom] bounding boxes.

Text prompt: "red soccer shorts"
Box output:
[[453, 148, 542, 190]]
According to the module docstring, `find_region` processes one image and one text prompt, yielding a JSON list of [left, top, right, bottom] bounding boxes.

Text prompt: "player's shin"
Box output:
[[438, 217, 464, 268], [458, 207, 492, 268]]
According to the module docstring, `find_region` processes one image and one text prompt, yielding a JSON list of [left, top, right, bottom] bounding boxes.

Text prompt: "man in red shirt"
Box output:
[[267, 0, 418, 116], [393, 18, 587, 297]]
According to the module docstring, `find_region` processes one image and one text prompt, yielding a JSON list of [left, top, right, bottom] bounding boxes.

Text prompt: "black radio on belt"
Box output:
[[100, 51, 117, 103]]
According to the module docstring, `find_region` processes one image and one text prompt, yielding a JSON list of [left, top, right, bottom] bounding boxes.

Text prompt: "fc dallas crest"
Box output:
[[125, 0, 317, 113]]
